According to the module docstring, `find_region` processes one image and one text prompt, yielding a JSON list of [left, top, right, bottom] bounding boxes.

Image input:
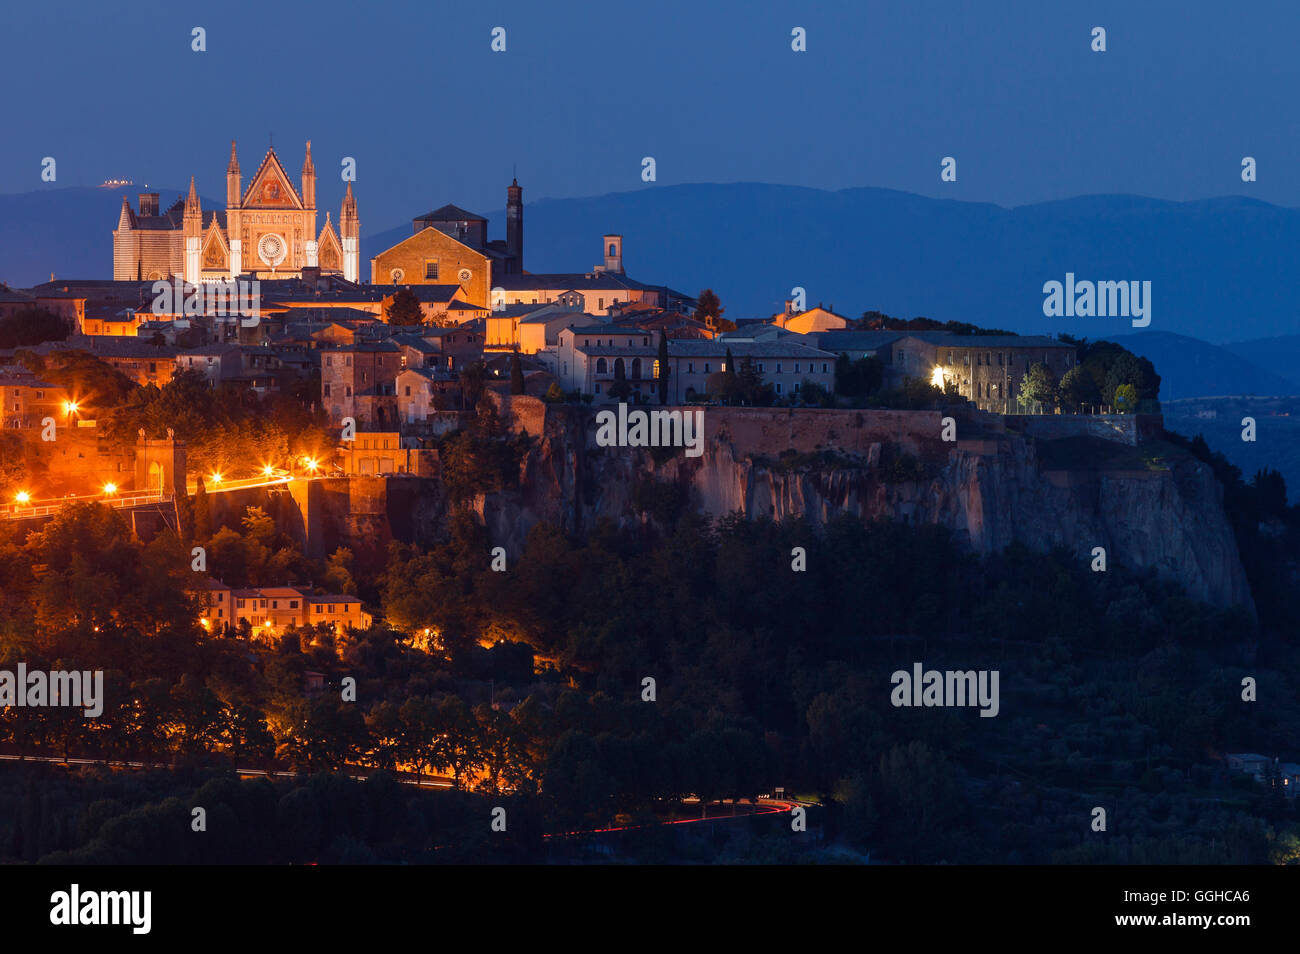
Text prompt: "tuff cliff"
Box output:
[[464, 399, 1254, 612]]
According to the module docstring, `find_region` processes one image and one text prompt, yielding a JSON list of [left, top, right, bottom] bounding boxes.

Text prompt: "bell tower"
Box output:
[[506, 178, 523, 274]]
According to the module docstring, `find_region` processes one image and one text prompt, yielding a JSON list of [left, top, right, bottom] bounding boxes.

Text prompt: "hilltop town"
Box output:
[[3, 143, 1299, 869]]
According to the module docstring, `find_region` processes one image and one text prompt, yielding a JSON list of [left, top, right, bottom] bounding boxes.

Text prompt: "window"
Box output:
[[596, 358, 608, 374], [758, 362, 765, 373], [272, 600, 279, 609], [425, 260, 439, 280], [704, 363, 711, 374], [776, 382, 782, 394], [688, 362, 694, 374], [776, 363, 783, 373], [404, 385, 410, 396], [346, 356, 352, 367], [997, 353, 1004, 366], [794, 363, 800, 373], [345, 386, 352, 397], [897, 349, 905, 364], [598, 298, 604, 309], [609, 243, 617, 256], [326, 356, 333, 367], [323, 384, 331, 397]]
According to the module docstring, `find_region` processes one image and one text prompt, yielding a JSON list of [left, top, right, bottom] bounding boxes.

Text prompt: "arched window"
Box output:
[[596, 358, 607, 374], [631, 358, 642, 379], [614, 357, 626, 377], [608, 243, 617, 257]]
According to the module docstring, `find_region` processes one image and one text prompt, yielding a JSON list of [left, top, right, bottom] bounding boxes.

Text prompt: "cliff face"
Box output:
[[468, 402, 1253, 612]]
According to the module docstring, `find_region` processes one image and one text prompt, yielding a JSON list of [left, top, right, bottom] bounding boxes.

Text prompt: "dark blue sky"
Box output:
[[6, 0, 1297, 234]]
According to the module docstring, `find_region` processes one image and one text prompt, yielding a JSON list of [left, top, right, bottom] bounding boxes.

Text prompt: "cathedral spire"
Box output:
[[227, 140, 242, 208], [117, 195, 133, 231], [184, 176, 200, 215], [340, 182, 359, 283], [301, 141, 316, 209]]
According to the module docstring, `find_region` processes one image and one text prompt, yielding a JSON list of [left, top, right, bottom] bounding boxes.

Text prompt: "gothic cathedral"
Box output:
[[113, 140, 360, 283]]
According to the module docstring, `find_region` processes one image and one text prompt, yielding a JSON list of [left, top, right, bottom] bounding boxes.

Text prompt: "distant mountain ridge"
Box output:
[[1098, 331, 1300, 400], [4, 183, 1299, 345]]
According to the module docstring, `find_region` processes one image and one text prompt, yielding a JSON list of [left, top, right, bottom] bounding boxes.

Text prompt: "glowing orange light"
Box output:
[[210, 472, 223, 484], [304, 458, 319, 472], [64, 401, 79, 414], [262, 465, 275, 477], [15, 491, 31, 504], [102, 482, 117, 495]]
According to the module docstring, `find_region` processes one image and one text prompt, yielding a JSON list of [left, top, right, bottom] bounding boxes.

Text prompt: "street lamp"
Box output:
[[102, 482, 117, 496], [15, 491, 30, 505]]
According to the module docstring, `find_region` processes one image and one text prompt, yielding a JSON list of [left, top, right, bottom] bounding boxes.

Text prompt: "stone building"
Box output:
[[113, 141, 360, 283], [813, 330, 1077, 412], [370, 180, 524, 307], [320, 340, 402, 428]]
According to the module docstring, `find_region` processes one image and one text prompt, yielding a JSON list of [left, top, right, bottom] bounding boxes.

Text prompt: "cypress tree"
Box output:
[[194, 477, 212, 543], [510, 352, 526, 395]]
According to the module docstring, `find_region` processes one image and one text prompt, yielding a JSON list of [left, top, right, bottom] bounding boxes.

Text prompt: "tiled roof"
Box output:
[[495, 273, 652, 292], [668, 340, 835, 359], [415, 204, 486, 222]]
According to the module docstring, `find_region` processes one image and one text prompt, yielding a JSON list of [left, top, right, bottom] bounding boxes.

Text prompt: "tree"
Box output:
[[1017, 362, 1058, 411], [693, 289, 724, 327], [458, 360, 488, 410], [386, 288, 425, 326], [0, 307, 68, 349], [1058, 365, 1100, 412], [736, 356, 764, 406], [608, 359, 632, 402], [542, 382, 565, 404], [193, 478, 212, 543], [657, 333, 671, 404], [1113, 382, 1139, 413], [509, 352, 526, 395]]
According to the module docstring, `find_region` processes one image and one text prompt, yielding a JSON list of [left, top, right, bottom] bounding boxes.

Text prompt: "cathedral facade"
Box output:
[[113, 141, 360, 283]]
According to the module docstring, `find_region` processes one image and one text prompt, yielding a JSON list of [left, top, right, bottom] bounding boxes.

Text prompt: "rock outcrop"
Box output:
[[311, 400, 1253, 613], [471, 403, 1254, 612]]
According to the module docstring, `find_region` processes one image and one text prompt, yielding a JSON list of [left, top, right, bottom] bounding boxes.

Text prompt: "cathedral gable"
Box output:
[[318, 220, 343, 271], [241, 149, 303, 209], [202, 222, 229, 270]]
